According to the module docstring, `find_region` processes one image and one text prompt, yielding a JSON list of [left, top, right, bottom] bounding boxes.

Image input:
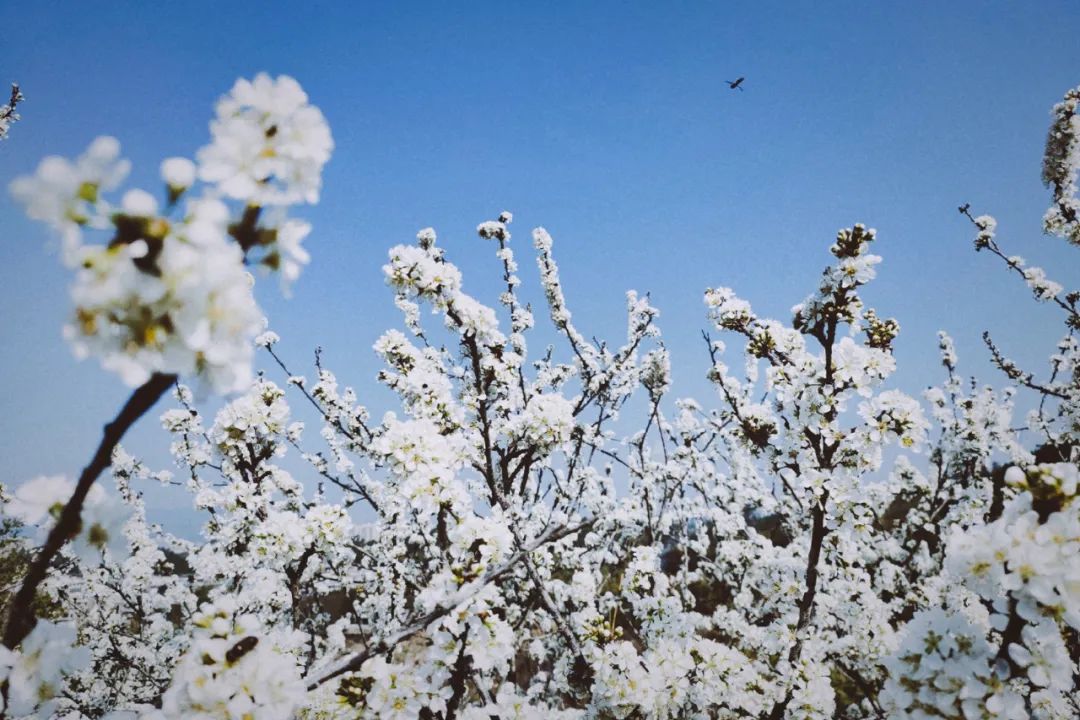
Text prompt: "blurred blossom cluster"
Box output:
[[9, 73, 332, 391]]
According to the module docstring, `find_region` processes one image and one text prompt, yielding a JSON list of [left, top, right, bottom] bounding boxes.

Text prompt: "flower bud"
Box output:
[[161, 156, 196, 191], [121, 188, 158, 217]]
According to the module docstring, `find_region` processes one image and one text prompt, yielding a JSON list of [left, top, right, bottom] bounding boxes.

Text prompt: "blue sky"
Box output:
[[1, 2, 1078, 534]]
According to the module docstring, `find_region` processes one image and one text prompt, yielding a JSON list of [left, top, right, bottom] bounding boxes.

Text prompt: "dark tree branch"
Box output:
[[2, 372, 176, 651]]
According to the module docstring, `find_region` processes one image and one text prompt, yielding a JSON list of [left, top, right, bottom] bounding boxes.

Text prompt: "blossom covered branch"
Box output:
[[0, 77, 1077, 720]]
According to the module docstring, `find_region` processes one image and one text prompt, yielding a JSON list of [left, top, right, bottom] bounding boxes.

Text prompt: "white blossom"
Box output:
[[197, 73, 333, 206]]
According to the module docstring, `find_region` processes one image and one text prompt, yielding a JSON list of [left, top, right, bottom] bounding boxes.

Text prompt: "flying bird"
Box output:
[[726, 77, 745, 91]]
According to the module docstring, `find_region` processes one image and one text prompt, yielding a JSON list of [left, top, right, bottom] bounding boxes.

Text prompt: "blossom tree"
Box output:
[[0, 75, 1077, 719]]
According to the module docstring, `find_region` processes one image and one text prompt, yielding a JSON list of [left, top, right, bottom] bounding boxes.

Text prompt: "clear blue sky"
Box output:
[[1, 2, 1078, 534]]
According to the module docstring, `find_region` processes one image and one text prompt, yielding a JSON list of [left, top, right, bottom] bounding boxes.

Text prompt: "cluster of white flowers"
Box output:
[[506, 393, 575, 455], [1023, 266, 1065, 301], [383, 243, 462, 306], [209, 377, 291, 462], [0, 82, 24, 141], [948, 463, 1080, 629], [1042, 85, 1080, 245], [10, 135, 131, 253], [858, 389, 930, 449], [881, 608, 1004, 718], [73, 192, 261, 389], [640, 347, 671, 401], [157, 598, 305, 719], [198, 73, 333, 206], [10, 74, 330, 391], [973, 214, 997, 249], [705, 286, 755, 330], [882, 461, 1080, 717]]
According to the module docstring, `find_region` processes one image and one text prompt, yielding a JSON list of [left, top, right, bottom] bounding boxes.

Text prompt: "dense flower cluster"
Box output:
[[884, 460, 1080, 718], [2, 81, 1079, 720], [881, 609, 1001, 718], [1042, 85, 1080, 245], [9, 73, 330, 390], [157, 598, 306, 719], [198, 74, 333, 207]]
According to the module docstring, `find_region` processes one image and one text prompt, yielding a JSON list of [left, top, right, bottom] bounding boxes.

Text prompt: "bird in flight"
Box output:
[[726, 77, 745, 91]]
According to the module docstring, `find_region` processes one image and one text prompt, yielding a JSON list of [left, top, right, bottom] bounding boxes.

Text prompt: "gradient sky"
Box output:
[[1, 2, 1078, 535]]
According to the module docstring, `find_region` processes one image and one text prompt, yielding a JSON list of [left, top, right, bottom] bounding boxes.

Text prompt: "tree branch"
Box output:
[[306, 520, 591, 690], [2, 372, 176, 651]]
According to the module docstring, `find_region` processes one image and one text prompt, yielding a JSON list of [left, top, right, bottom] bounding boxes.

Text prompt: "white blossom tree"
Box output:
[[0, 74, 1077, 719]]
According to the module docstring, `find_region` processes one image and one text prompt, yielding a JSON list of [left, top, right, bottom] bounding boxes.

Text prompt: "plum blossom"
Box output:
[[61, 194, 262, 391], [197, 73, 333, 206], [1041, 85, 1080, 244], [161, 157, 197, 192], [881, 609, 997, 718], [0, 82, 24, 140], [159, 599, 305, 719], [10, 73, 333, 392], [507, 392, 575, 454], [6, 621, 91, 717], [9, 135, 130, 255]]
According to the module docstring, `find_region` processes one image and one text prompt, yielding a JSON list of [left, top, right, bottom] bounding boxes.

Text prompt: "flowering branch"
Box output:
[[306, 520, 591, 690], [1, 372, 175, 651], [0, 83, 23, 140]]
